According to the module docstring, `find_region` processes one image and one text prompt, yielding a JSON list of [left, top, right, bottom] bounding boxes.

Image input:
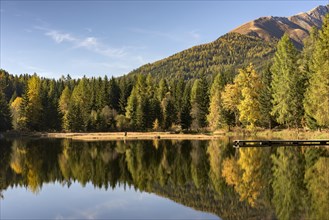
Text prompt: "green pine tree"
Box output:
[[0, 91, 11, 131], [271, 34, 303, 128], [304, 14, 329, 128], [207, 73, 226, 130]]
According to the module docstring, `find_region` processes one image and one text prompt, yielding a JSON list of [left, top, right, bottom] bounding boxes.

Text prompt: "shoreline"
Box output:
[[1, 129, 329, 141]]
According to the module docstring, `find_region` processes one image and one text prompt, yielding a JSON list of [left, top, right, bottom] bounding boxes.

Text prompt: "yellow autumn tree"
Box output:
[[221, 83, 241, 126], [10, 97, 23, 130], [235, 64, 263, 130]]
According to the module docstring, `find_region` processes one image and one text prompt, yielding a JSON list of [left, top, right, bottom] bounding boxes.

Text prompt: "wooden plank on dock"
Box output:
[[233, 140, 329, 148]]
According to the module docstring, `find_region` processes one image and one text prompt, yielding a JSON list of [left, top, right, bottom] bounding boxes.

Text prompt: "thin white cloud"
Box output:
[[38, 27, 126, 58], [46, 30, 76, 43]]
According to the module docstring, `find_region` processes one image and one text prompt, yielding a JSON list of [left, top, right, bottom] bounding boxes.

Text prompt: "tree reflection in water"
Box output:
[[0, 138, 328, 220]]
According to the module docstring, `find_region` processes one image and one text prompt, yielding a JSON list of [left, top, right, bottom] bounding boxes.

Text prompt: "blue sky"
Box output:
[[0, 0, 327, 79]]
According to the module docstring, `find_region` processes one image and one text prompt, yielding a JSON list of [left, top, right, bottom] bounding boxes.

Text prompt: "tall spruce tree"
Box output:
[[190, 73, 209, 129], [69, 77, 92, 131], [304, 14, 329, 128], [0, 91, 11, 131], [207, 73, 226, 130], [259, 64, 275, 129], [180, 82, 192, 130], [108, 77, 120, 112], [271, 34, 303, 128]]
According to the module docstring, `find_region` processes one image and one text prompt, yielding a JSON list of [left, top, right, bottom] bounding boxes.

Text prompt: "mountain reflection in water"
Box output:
[[0, 138, 328, 220]]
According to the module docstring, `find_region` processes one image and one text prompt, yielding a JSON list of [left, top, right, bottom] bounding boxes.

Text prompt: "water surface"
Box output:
[[0, 138, 328, 219]]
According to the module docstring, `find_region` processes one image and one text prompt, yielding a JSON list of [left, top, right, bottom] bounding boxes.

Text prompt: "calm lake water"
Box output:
[[0, 138, 328, 219]]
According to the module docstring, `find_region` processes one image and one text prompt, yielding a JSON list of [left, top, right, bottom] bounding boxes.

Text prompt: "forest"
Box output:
[[0, 15, 328, 133]]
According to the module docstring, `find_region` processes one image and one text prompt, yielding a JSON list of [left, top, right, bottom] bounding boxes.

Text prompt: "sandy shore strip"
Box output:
[[46, 132, 223, 141]]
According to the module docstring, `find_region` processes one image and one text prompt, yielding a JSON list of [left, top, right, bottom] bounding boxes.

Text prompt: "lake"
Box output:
[[0, 138, 328, 219]]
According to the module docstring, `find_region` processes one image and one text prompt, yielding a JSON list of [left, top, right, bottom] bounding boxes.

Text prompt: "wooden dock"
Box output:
[[233, 140, 329, 148]]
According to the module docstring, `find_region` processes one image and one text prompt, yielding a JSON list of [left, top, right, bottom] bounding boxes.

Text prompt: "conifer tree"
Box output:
[[108, 77, 120, 112], [271, 34, 303, 128], [304, 15, 329, 128], [69, 77, 92, 131], [0, 91, 11, 131], [59, 86, 71, 131], [118, 75, 133, 115], [236, 64, 263, 130], [10, 97, 23, 130], [125, 87, 138, 129], [25, 75, 43, 131], [190, 73, 209, 129], [259, 64, 275, 129], [207, 73, 226, 130], [180, 83, 192, 130]]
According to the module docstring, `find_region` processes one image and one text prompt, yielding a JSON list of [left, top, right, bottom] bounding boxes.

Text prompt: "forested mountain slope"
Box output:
[[128, 33, 276, 81]]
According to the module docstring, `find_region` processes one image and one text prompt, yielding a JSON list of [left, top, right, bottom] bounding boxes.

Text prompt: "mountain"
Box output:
[[231, 5, 329, 48], [128, 33, 276, 81], [127, 5, 328, 80]]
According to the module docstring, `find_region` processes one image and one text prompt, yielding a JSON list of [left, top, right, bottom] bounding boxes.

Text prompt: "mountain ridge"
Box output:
[[231, 5, 329, 48]]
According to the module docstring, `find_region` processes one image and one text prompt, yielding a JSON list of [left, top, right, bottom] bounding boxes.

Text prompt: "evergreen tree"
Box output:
[[259, 64, 275, 129], [118, 75, 132, 115], [304, 15, 329, 128], [40, 80, 61, 131], [207, 73, 226, 130], [271, 34, 303, 128], [190, 73, 209, 129], [69, 77, 92, 131], [108, 77, 120, 112], [157, 79, 168, 102], [180, 83, 192, 131], [0, 91, 11, 131], [161, 92, 176, 130], [126, 87, 138, 129]]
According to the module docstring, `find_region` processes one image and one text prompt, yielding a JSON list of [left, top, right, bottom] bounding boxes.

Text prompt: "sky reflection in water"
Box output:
[[2, 182, 218, 219]]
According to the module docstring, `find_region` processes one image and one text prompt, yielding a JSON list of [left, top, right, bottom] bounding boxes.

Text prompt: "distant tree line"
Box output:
[[0, 15, 328, 132]]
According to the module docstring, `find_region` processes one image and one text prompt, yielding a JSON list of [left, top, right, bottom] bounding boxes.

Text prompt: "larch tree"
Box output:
[[25, 75, 43, 131], [58, 86, 71, 131], [236, 64, 263, 130], [10, 97, 23, 130], [221, 83, 241, 127]]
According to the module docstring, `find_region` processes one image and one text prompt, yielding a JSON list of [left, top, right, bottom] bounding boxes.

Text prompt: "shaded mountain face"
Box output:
[[231, 5, 329, 48]]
